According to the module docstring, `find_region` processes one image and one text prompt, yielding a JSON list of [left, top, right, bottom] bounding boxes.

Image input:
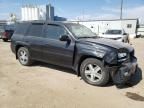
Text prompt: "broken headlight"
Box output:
[[118, 52, 128, 62], [118, 53, 127, 58]]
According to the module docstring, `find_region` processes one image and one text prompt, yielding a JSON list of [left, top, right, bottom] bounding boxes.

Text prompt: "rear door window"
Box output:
[[26, 23, 44, 37]]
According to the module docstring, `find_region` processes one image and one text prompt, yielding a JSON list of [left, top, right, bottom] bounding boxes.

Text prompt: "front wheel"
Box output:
[[80, 58, 109, 86], [17, 47, 33, 66], [123, 36, 129, 43]]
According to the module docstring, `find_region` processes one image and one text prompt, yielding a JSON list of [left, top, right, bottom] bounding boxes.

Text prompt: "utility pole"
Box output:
[[82, 9, 85, 21], [120, 0, 123, 20]]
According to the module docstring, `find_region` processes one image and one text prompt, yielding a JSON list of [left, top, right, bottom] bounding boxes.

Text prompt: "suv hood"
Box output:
[[78, 38, 134, 52]]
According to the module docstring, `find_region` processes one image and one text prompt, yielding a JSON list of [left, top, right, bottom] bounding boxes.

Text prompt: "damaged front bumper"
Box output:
[[109, 57, 137, 85]]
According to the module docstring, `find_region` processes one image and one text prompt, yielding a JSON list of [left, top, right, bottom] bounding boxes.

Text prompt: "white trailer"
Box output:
[[73, 19, 138, 38], [137, 25, 144, 36]]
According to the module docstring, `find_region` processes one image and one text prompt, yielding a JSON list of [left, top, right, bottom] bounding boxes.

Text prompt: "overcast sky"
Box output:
[[0, 0, 144, 23]]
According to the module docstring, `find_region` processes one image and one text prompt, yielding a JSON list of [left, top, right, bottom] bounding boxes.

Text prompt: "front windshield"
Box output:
[[105, 30, 122, 35], [4, 25, 16, 30], [66, 24, 96, 38]]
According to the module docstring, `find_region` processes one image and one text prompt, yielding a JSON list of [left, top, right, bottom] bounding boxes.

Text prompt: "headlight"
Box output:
[[118, 52, 128, 62], [118, 53, 127, 58]]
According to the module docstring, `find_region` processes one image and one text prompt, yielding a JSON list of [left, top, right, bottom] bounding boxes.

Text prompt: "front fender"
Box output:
[[73, 48, 104, 75]]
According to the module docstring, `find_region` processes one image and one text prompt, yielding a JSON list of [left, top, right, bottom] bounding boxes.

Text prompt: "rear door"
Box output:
[[24, 23, 45, 61], [42, 24, 75, 67]]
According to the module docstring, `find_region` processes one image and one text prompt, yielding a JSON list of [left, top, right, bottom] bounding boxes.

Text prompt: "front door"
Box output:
[[42, 24, 75, 67]]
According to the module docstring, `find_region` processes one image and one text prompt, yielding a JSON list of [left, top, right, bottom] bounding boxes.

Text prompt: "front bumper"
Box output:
[[116, 38, 123, 42], [110, 57, 137, 85], [105, 37, 123, 42]]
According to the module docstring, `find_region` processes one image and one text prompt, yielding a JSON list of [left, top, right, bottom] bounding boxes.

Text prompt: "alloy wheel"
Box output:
[[18, 49, 28, 65], [84, 64, 103, 82]]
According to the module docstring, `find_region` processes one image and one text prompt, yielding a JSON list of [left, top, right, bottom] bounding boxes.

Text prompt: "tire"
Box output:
[[3, 38, 8, 42], [80, 58, 109, 86], [17, 47, 33, 66], [124, 36, 129, 43], [124, 38, 129, 43]]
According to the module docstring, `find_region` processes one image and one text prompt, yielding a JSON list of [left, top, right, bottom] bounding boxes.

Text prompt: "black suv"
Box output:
[[11, 21, 137, 86]]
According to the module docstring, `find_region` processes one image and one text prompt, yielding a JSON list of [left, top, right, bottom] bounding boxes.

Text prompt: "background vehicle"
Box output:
[[101, 29, 129, 43], [1, 24, 15, 42], [11, 21, 137, 86], [0, 25, 5, 39]]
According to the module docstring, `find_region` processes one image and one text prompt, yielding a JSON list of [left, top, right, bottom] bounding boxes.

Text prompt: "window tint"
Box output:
[[15, 23, 30, 35], [44, 25, 66, 39], [27, 23, 43, 37]]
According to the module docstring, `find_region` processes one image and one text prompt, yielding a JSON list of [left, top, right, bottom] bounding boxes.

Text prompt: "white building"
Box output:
[[21, 5, 40, 21], [21, 4, 54, 21], [73, 19, 138, 38], [46, 4, 54, 21]]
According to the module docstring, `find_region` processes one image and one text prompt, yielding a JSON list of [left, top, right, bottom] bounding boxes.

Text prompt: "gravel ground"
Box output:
[[0, 39, 144, 108]]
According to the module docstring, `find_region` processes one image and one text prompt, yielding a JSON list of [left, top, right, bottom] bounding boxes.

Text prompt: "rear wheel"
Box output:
[[80, 58, 109, 86], [3, 38, 8, 42], [17, 47, 33, 66]]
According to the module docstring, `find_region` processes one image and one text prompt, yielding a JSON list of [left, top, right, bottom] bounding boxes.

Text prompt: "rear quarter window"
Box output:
[[26, 23, 44, 37]]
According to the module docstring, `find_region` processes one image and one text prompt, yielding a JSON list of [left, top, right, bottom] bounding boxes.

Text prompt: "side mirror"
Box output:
[[59, 35, 70, 42]]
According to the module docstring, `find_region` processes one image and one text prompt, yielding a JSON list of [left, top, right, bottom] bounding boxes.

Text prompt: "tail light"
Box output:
[[3, 32, 9, 38]]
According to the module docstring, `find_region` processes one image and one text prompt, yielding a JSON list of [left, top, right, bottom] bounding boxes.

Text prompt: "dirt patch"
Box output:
[[0, 39, 144, 108], [126, 92, 144, 102]]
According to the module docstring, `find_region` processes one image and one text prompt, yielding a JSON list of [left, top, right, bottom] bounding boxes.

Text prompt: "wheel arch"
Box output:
[[77, 55, 103, 76]]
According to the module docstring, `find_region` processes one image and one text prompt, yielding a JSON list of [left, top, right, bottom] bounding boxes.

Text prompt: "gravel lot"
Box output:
[[0, 39, 144, 108]]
